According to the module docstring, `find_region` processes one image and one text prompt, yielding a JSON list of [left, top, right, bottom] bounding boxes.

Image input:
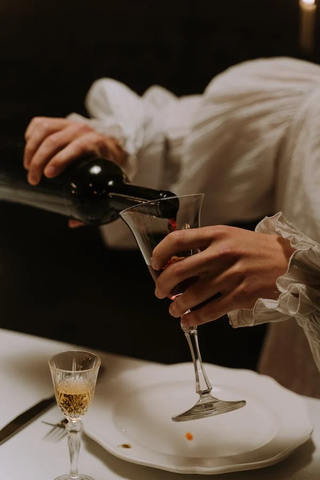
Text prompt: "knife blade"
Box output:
[[0, 394, 56, 445]]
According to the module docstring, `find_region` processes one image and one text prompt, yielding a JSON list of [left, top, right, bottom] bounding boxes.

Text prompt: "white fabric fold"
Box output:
[[173, 57, 320, 226]]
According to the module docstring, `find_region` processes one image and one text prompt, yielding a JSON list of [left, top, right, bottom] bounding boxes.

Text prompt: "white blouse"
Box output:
[[67, 56, 320, 369]]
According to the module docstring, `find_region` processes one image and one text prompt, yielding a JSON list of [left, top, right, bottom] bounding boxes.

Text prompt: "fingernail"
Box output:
[[28, 174, 38, 185], [151, 258, 159, 270], [169, 303, 178, 317], [155, 288, 166, 300], [44, 165, 56, 177]]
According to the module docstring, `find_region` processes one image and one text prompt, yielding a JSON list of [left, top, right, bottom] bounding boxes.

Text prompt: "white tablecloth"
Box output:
[[0, 328, 319, 480]]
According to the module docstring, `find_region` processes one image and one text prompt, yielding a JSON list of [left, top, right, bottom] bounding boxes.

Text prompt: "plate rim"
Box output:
[[84, 362, 313, 475]]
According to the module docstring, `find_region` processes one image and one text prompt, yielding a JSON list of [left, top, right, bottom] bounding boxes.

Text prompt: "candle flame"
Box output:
[[301, 0, 315, 4]]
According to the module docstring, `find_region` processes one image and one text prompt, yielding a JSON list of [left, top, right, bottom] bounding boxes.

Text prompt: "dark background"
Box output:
[[0, 0, 318, 368]]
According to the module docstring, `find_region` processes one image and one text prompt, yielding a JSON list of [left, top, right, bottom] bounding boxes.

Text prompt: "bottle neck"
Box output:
[[107, 184, 178, 218]]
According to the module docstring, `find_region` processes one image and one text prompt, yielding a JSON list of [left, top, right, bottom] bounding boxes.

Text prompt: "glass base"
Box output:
[[55, 475, 94, 480], [172, 398, 246, 422]]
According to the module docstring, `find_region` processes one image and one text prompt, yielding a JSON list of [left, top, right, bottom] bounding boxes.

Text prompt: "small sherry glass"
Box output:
[[120, 193, 246, 421], [49, 350, 101, 480]]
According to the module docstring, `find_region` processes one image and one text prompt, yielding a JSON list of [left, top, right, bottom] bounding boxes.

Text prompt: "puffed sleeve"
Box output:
[[173, 57, 320, 228], [228, 212, 320, 371]]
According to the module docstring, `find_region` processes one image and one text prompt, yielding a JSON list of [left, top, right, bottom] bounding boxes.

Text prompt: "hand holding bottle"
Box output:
[[152, 225, 296, 327], [24, 117, 127, 186], [0, 135, 177, 226], [23, 116, 129, 227]]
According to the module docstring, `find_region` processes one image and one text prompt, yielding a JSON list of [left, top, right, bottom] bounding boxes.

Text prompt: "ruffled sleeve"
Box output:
[[228, 212, 320, 370]]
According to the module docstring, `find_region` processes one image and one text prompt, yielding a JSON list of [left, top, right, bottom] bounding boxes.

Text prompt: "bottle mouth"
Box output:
[[119, 193, 204, 219], [120, 193, 204, 216]]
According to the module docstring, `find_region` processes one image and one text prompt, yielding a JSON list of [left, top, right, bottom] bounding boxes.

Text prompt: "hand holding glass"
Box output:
[[49, 350, 101, 480], [120, 193, 246, 421]]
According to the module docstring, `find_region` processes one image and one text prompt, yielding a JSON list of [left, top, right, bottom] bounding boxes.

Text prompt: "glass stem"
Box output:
[[66, 419, 82, 480], [182, 325, 212, 396]]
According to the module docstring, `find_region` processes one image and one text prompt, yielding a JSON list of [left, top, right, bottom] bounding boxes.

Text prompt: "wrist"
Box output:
[[277, 235, 296, 263]]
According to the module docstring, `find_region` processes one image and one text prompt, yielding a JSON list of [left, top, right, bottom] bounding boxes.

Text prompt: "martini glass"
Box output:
[[120, 193, 246, 421]]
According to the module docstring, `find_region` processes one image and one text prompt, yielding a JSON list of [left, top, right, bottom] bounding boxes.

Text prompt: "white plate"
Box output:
[[84, 362, 313, 475]]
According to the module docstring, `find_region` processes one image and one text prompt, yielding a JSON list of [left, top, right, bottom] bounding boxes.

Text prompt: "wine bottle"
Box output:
[[0, 141, 179, 226]]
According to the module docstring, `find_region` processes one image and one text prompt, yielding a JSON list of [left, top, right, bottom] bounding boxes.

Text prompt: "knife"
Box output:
[[0, 394, 56, 445]]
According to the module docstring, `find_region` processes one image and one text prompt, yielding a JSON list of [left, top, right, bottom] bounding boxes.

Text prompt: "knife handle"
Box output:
[[0, 394, 56, 445], [14, 395, 56, 423]]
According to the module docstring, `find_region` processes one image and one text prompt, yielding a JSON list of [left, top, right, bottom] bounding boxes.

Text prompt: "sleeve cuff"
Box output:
[[228, 212, 320, 328]]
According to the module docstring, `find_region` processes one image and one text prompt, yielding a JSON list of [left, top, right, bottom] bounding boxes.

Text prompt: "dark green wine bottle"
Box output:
[[0, 141, 178, 226]]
